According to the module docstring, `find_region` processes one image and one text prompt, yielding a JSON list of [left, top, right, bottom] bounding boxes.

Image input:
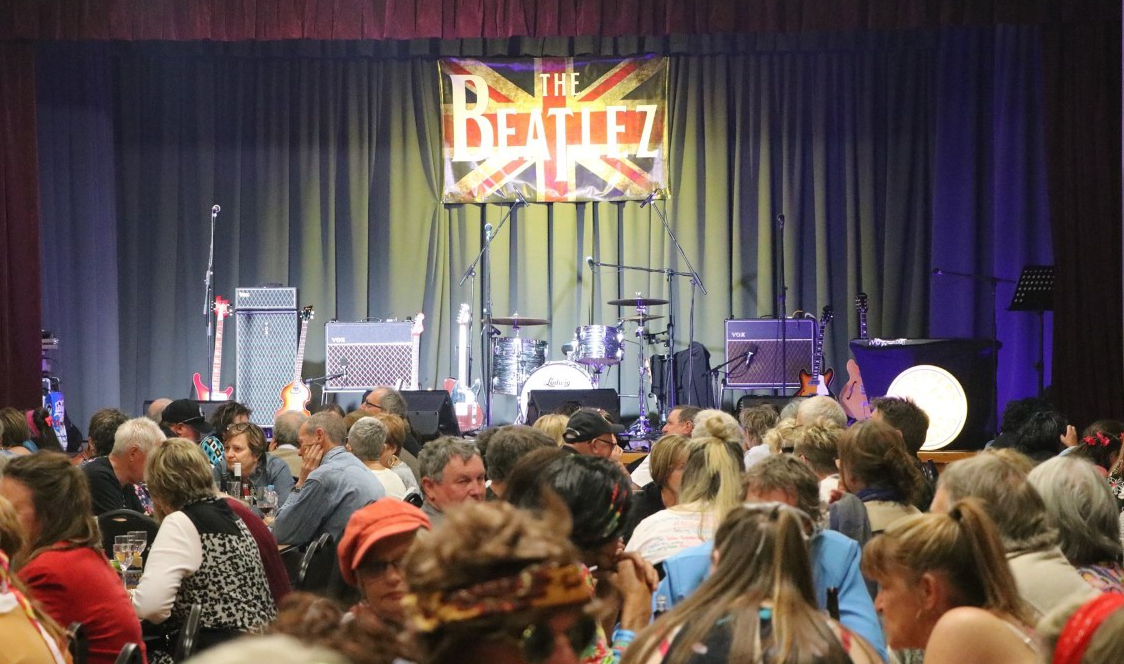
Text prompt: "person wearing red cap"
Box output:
[[337, 499, 431, 625]]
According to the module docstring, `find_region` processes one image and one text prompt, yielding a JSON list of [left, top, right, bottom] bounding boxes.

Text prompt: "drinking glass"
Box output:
[[257, 488, 278, 520], [128, 531, 148, 555], [112, 543, 129, 567]]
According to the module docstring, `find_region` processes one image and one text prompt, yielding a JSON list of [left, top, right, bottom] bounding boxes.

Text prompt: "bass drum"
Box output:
[[517, 361, 593, 422]]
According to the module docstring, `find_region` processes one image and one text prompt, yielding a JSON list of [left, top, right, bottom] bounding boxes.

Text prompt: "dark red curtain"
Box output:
[[1043, 18, 1124, 426], [0, 0, 1071, 41], [0, 42, 42, 410]]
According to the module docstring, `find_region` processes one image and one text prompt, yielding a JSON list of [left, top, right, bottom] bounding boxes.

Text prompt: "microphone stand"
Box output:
[[708, 351, 752, 408], [776, 213, 788, 396], [645, 193, 706, 414], [460, 195, 526, 427], [302, 370, 348, 407]]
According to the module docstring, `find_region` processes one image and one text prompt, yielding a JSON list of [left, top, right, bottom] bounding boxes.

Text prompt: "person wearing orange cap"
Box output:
[[337, 499, 431, 625]]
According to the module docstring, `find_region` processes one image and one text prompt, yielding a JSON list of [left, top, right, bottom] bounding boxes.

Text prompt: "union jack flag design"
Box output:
[[439, 55, 668, 203]]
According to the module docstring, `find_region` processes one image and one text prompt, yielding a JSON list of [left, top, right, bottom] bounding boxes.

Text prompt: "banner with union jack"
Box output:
[[439, 55, 668, 203]]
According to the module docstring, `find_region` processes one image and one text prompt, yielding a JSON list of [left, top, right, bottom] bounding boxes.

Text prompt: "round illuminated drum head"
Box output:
[[886, 364, 968, 451]]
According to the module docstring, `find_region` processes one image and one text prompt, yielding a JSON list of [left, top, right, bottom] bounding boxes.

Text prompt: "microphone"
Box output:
[[586, 256, 595, 269], [776, 213, 785, 229], [484, 223, 493, 240], [212, 204, 221, 215], [745, 345, 758, 368], [514, 190, 528, 206], [639, 191, 656, 208]]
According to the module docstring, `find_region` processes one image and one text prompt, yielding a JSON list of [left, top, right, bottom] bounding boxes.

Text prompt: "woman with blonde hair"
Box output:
[[861, 499, 1040, 664], [626, 436, 744, 564], [135, 438, 276, 662], [532, 413, 569, 446], [624, 503, 881, 664], [690, 409, 742, 447], [837, 420, 924, 533], [622, 435, 690, 543]]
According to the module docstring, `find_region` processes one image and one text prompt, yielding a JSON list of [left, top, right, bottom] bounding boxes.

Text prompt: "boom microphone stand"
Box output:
[[644, 191, 706, 413], [460, 192, 527, 426]]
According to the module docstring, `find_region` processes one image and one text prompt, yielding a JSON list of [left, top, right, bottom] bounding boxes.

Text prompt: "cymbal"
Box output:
[[607, 297, 669, 307], [488, 316, 549, 326], [619, 314, 665, 323]]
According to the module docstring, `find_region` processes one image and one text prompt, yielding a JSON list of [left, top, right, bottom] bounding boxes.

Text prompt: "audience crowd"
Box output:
[[0, 390, 1121, 664]]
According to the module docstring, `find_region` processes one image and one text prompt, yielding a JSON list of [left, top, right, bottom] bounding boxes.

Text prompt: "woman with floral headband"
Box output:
[[403, 500, 605, 664]]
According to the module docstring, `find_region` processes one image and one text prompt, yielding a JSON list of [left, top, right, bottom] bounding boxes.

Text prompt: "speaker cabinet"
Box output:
[[524, 389, 621, 425], [725, 319, 815, 389], [400, 390, 461, 441], [235, 310, 297, 427]]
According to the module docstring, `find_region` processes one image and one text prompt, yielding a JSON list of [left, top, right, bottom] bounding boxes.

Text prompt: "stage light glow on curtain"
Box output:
[[439, 55, 668, 203]]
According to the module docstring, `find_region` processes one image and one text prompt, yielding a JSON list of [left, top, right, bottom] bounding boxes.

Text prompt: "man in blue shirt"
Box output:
[[272, 411, 385, 546]]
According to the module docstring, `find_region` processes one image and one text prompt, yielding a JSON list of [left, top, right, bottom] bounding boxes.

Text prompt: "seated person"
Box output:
[[346, 418, 408, 500], [418, 437, 485, 527], [82, 417, 164, 516]]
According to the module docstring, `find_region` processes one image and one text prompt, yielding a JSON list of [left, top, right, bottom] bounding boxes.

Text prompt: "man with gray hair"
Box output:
[[272, 411, 385, 546], [82, 417, 165, 516], [418, 436, 485, 526], [361, 387, 422, 456], [347, 417, 408, 499], [795, 395, 847, 428], [271, 410, 308, 477]]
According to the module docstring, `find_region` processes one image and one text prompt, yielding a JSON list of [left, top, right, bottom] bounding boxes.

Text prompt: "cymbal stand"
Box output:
[[624, 303, 656, 445], [459, 195, 527, 427]]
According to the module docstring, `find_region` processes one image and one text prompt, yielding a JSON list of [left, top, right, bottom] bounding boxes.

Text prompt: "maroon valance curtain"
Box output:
[[0, 0, 1109, 42]]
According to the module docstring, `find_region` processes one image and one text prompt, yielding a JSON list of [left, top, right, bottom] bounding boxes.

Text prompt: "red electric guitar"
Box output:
[[276, 306, 315, 418], [840, 293, 874, 420], [796, 306, 835, 397], [193, 296, 234, 401], [443, 303, 483, 432]]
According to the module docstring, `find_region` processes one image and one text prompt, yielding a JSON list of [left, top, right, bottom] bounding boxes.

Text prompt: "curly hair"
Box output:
[[208, 401, 252, 442], [837, 420, 924, 504], [403, 501, 583, 664], [271, 592, 414, 664]]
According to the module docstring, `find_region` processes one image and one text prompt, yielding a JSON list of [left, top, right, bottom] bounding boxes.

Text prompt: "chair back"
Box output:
[[173, 603, 203, 662], [113, 643, 142, 664], [296, 533, 337, 594], [97, 510, 159, 565], [403, 489, 423, 508], [66, 622, 88, 664]]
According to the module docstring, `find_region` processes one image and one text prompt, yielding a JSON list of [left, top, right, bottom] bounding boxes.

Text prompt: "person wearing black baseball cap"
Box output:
[[562, 409, 625, 459], [161, 399, 224, 466]]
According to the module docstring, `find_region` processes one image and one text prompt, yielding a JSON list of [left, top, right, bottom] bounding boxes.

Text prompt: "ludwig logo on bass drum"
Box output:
[[545, 378, 572, 388]]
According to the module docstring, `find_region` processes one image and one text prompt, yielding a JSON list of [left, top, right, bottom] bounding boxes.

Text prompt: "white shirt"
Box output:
[[625, 504, 718, 565], [132, 511, 203, 624], [370, 467, 408, 500], [631, 456, 653, 487]]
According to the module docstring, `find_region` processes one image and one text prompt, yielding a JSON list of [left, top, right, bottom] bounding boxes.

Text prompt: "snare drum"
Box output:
[[518, 361, 594, 421], [492, 337, 547, 395], [574, 325, 624, 366]]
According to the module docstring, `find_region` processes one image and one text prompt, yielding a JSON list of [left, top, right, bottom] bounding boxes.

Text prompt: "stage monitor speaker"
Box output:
[[725, 319, 815, 389], [400, 390, 461, 442], [734, 395, 809, 415], [524, 389, 621, 426], [324, 321, 414, 392], [236, 308, 298, 427]]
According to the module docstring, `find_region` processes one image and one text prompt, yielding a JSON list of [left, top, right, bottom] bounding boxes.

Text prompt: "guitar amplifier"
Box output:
[[725, 319, 815, 389], [235, 287, 297, 310], [324, 321, 414, 392]]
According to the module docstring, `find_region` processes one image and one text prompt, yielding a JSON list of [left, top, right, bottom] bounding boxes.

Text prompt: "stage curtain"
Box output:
[[0, 0, 1070, 42], [1043, 19, 1124, 426], [36, 31, 1049, 429], [0, 43, 42, 410]]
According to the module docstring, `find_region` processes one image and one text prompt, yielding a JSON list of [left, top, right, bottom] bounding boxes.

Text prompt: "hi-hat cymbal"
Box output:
[[607, 297, 669, 307], [619, 314, 665, 323], [488, 316, 549, 326]]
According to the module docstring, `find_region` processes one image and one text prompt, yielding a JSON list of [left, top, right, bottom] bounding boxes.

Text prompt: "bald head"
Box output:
[[146, 398, 172, 422]]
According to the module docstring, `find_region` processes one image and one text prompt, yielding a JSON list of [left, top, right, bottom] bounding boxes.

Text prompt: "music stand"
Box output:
[[1007, 265, 1054, 395]]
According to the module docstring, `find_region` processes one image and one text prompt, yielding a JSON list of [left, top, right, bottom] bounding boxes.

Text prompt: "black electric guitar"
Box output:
[[796, 306, 835, 397]]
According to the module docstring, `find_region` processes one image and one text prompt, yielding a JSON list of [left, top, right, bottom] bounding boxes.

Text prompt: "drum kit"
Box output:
[[486, 296, 670, 441]]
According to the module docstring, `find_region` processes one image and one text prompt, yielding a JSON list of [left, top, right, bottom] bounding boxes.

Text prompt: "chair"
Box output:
[[295, 533, 337, 595], [279, 544, 304, 587], [403, 489, 423, 508], [66, 622, 88, 664], [98, 509, 159, 564], [173, 603, 202, 662], [113, 643, 142, 664]]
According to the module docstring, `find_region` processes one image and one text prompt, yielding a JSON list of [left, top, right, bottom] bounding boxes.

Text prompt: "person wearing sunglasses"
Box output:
[[404, 500, 603, 664]]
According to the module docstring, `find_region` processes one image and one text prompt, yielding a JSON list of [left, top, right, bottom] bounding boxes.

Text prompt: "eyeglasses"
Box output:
[[361, 399, 384, 412], [516, 613, 597, 663], [359, 557, 405, 577]]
